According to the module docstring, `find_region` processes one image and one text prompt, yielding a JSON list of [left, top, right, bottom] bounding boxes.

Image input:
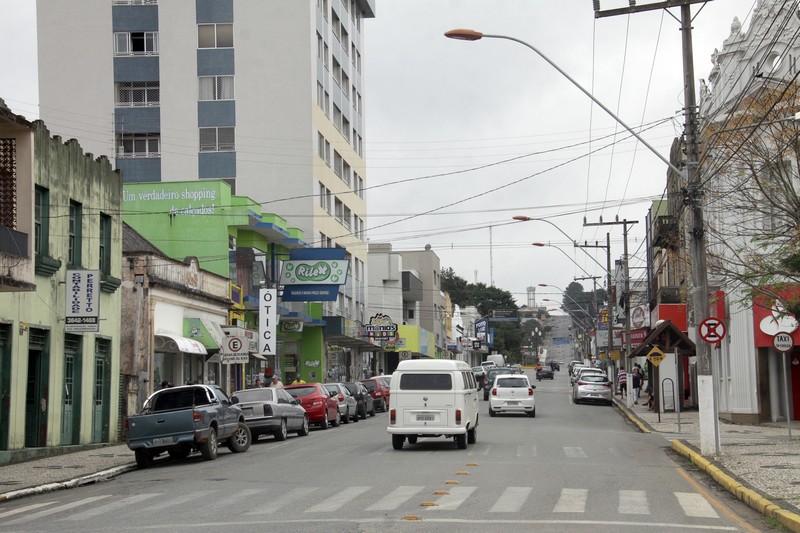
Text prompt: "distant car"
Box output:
[[573, 373, 613, 405], [285, 383, 341, 429], [483, 367, 515, 400], [472, 366, 487, 387], [572, 367, 604, 384], [537, 367, 554, 380], [323, 382, 359, 423], [342, 381, 376, 419], [231, 387, 309, 441], [510, 364, 523, 374], [489, 374, 536, 417], [359, 377, 390, 412]]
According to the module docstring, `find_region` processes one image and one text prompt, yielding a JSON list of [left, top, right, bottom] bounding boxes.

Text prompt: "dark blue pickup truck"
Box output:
[[126, 384, 251, 468]]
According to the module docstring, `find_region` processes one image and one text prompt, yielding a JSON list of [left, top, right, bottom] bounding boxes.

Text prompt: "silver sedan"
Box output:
[[231, 387, 309, 441], [572, 374, 613, 405]]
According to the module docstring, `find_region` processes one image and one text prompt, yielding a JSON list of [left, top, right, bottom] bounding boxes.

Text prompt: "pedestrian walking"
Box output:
[[269, 375, 284, 389], [618, 366, 627, 398], [631, 367, 642, 405]]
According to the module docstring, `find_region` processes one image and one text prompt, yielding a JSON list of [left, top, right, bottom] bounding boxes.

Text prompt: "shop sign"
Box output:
[[259, 288, 277, 356], [365, 314, 398, 339], [281, 259, 349, 285], [65, 270, 100, 332]]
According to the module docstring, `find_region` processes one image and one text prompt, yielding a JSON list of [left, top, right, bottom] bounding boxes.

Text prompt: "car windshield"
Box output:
[[496, 377, 529, 388], [286, 386, 317, 397], [232, 389, 273, 403]]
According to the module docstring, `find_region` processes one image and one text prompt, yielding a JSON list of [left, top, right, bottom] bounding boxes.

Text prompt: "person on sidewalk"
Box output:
[[631, 367, 642, 405], [618, 366, 627, 398], [269, 375, 284, 389]]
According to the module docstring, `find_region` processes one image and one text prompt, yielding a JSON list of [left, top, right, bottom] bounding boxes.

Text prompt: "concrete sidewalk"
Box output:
[[615, 394, 800, 532]]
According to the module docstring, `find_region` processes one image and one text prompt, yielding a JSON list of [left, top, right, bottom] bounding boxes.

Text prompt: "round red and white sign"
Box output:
[[698, 317, 726, 344]]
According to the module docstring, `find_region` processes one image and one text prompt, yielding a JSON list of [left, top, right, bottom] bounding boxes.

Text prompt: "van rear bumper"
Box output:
[[387, 426, 467, 436]]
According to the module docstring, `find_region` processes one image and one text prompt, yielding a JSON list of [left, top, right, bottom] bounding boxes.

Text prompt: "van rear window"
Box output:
[[399, 373, 453, 390]]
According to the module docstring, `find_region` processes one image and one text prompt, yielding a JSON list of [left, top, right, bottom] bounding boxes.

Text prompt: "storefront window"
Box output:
[[154, 351, 179, 388], [183, 353, 205, 385]]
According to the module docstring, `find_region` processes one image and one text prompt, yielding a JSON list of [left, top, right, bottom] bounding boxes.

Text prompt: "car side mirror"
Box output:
[[231, 396, 239, 404], [532, 385, 537, 389]]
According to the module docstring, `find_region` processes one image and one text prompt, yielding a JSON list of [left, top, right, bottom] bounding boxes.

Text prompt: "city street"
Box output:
[[0, 371, 766, 532]]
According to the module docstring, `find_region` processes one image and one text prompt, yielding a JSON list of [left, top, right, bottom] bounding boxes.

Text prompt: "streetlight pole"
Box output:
[[513, 215, 609, 272], [532, 243, 594, 278]]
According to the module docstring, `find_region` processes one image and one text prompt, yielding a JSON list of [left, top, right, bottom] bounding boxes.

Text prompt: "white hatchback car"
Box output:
[[489, 375, 536, 417]]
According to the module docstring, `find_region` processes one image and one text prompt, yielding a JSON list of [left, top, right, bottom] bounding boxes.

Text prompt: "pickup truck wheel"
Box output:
[[297, 415, 310, 436], [392, 435, 404, 450], [199, 427, 218, 461], [274, 419, 288, 441], [227, 422, 251, 453], [135, 449, 153, 469], [167, 444, 191, 461]]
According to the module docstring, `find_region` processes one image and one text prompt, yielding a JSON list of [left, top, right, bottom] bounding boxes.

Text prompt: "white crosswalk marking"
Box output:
[[5, 496, 111, 525], [63, 493, 161, 520], [138, 490, 216, 512], [553, 488, 588, 513], [563, 446, 587, 458], [427, 486, 477, 511], [489, 487, 532, 513], [516, 445, 537, 457], [246, 487, 318, 515], [365, 485, 424, 511], [618, 490, 649, 514], [0, 501, 58, 518], [306, 486, 370, 513], [675, 492, 719, 518]]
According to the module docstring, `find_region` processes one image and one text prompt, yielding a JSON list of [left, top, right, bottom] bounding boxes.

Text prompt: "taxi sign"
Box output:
[[646, 346, 666, 367], [773, 332, 794, 353]]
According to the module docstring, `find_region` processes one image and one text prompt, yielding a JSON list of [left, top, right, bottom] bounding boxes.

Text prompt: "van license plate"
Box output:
[[152, 437, 173, 446], [416, 414, 435, 421]]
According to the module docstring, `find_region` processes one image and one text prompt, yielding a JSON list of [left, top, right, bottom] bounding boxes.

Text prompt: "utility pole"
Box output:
[[578, 235, 615, 381], [595, 0, 717, 455], [585, 218, 638, 408], [574, 275, 601, 360]]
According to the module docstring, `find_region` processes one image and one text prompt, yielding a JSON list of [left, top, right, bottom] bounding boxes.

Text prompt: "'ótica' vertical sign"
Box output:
[[259, 289, 277, 356]]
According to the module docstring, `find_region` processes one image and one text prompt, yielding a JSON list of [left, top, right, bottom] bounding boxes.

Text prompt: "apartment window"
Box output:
[[333, 151, 343, 177], [117, 133, 160, 158], [356, 134, 362, 157], [34, 186, 49, 257], [342, 161, 351, 186], [317, 32, 324, 61], [321, 0, 329, 20], [324, 43, 329, 69], [99, 213, 112, 275], [352, 127, 358, 151], [332, 59, 341, 87], [317, 133, 331, 165], [333, 105, 342, 131], [332, 12, 341, 40], [323, 90, 330, 116], [408, 309, 415, 320], [342, 205, 352, 229], [114, 32, 158, 55], [351, 43, 356, 63], [115, 82, 159, 107], [357, 92, 362, 114], [334, 198, 343, 222], [342, 118, 350, 142], [342, 73, 350, 97], [198, 76, 234, 100], [356, 50, 362, 73], [198, 24, 233, 48], [342, 29, 350, 55], [68, 200, 82, 268], [316, 83, 325, 111], [199, 127, 235, 152], [355, 173, 364, 198]]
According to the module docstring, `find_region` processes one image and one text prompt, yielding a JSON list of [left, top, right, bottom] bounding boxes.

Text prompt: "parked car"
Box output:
[[285, 383, 341, 429], [489, 374, 536, 417], [359, 377, 391, 412], [537, 366, 554, 380], [323, 382, 359, 423], [571, 367, 605, 384], [342, 381, 376, 419], [230, 387, 309, 441], [573, 373, 613, 405], [483, 367, 516, 400], [568, 360, 584, 374], [472, 366, 487, 388], [126, 384, 251, 468]]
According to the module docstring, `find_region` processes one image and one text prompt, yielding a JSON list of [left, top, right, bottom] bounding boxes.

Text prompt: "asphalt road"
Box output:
[[0, 370, 768, 532]]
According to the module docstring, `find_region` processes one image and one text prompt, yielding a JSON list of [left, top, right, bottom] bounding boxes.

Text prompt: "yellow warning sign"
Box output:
[[646, 346, 666, 366], [610, 350, 621, 361]]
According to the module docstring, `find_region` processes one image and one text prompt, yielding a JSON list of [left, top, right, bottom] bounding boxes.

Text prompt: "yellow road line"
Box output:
[[676, 467, 760, 533]]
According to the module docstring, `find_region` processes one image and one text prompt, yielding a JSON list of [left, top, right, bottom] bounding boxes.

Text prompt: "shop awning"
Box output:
[[154, 333, 208, 355], [184, 318, 227, 350]]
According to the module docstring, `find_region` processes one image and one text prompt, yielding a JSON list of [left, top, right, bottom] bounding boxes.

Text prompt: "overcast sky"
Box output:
[[0, 0, 758, 307]]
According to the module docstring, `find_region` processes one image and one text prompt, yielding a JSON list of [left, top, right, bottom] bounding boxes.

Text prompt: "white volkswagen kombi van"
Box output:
[[387, 359, 479, 450]]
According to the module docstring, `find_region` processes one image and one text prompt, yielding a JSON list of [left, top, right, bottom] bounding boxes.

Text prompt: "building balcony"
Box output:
[[0, 227, 35, 291], [657, 285, 681, 304], [653, 215, 678, 250]]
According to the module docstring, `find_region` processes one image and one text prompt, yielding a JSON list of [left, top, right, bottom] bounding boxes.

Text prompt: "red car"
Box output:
[[358, 377, 390, 412], [285, 383, 341, 429]]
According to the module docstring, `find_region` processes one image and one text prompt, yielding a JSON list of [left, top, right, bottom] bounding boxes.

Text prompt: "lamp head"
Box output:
[[532, 242, 545, 247], [445, 29, 484, 41], [512, 215, 530, 221]]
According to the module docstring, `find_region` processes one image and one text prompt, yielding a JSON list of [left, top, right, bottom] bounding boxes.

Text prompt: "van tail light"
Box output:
[[456, 409, 462, 424], [491, 388, 497, 396], [528, 387, 534, 396], [390, 409, 396, 424], [263, 404, 273, 416]]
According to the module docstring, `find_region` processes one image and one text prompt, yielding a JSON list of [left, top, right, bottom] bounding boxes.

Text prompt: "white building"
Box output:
[[36, 0, 374, 323]]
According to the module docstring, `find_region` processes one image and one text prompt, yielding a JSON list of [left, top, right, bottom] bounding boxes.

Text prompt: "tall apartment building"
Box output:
[[36, 0, 373, 323]]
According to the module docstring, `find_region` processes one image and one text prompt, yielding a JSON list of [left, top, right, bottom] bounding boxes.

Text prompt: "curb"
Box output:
[[612, 397, 652, 433], [671, 440, 800, 533], [0, 463, 137, 503]]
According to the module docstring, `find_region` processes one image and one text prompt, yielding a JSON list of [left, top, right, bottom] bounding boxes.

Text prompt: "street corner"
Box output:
[[671, 439, 800, 533]]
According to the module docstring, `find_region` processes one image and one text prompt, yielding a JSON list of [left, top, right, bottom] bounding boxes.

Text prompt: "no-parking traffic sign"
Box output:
[[220, 336, 249, 364], [698, 317, 726, 344]]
